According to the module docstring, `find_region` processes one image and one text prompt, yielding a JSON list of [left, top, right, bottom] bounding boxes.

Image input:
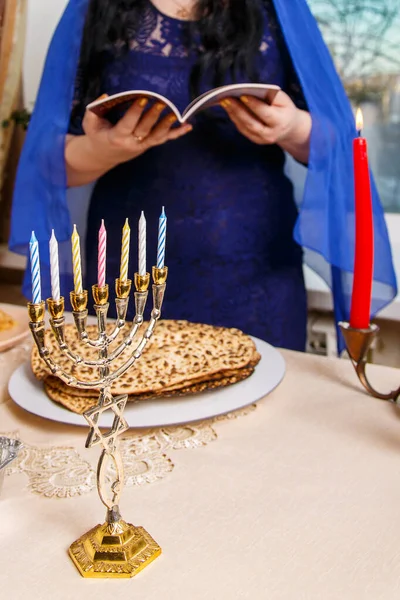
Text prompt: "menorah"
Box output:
[[28, 266, 167, 578]]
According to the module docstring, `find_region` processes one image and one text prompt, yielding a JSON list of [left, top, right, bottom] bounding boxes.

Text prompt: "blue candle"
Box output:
[[29, 231, 41, 304], [157, 207, 167, 269]]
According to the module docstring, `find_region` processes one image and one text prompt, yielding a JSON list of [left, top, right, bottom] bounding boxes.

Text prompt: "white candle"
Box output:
[[49, 230, 60, 301], [139, 211, 146, 276], [157, 207, 167, 269]]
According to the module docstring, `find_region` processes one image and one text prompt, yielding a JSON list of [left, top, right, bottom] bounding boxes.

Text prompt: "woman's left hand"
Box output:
[[220, 90, 311, 163]]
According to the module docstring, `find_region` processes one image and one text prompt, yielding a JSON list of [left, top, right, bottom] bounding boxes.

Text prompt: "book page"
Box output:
[[182, 83, 280, 122], [87, 90, 182, 121]]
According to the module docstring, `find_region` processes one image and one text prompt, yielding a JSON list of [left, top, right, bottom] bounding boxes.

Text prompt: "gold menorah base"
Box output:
[[69, 518, 161, 579]]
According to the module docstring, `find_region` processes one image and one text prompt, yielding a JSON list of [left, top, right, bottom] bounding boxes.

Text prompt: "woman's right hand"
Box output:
[[83, 96, 192, 166], [65, 96, 192, 187]]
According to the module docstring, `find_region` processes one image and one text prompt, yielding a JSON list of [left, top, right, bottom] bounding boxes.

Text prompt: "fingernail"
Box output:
[[220, 99, 231, 108], [168, 114, 177, 124], [184, 124, 193, 132], [240, 96, 249, 104], [155, 103, 166, 112], [139, 97, 148, 107], [97, 94, 108, 100]]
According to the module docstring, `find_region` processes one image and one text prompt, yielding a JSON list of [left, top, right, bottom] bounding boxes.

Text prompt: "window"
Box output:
[[309, 0, 400, 214]]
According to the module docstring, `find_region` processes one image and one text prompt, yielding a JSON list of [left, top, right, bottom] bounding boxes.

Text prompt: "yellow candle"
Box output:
[[71, 224, 83, 293], [120, 218, 131, 282]]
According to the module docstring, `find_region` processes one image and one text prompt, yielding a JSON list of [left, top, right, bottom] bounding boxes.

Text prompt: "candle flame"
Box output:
[[356, 108, 363, 132]]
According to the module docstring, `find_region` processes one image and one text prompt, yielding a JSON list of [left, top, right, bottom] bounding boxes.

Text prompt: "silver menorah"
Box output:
[[28, 267, 167, 578]]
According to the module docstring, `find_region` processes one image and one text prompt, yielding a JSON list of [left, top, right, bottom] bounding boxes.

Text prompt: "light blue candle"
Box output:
[[29, 231, 41, 304], [157, 207, 167, 269]]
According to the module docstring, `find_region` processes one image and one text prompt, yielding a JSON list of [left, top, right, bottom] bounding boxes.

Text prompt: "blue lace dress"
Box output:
[[70, 1, 308, 351]]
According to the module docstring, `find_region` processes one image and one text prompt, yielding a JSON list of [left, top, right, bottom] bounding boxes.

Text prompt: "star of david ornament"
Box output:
[[84, 393, 129, 450]]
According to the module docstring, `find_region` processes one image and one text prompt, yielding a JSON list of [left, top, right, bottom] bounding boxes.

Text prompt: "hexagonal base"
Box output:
[[68, 519, 161, 578]]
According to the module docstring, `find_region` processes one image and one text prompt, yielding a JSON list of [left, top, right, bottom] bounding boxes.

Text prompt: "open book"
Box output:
[[87, 83, 280, 123]]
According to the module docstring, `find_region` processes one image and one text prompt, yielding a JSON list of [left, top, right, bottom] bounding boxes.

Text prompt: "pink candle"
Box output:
[[98, 219, 107, 287]]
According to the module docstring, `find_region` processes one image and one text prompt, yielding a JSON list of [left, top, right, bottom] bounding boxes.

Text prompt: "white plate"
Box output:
[[8, 337, 285, 428], [0, 303, 30, 352]]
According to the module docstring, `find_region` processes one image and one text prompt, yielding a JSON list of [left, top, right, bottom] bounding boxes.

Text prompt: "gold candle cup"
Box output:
[[134, 272, 150, 293], [70, 290, 88, 313], [47, 297, 65, 320], [152, 266, 168, 286], [27, 301, 45, 323], [92, 284, 109, 306], [115, 278, 132, 299]]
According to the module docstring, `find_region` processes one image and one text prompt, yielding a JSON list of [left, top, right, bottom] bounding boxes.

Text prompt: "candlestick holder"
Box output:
[[28, 266, 168, 578], [339, 322, 400, 402]]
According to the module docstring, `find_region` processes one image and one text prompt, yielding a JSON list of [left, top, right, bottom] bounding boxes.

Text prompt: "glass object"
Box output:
[[0, 437, 22, 496]]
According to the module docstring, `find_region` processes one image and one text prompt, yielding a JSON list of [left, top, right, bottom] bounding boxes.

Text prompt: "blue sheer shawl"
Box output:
[[9, 0, 397, 351]]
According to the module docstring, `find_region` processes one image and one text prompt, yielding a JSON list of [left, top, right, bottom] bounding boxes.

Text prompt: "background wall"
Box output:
[[23, 0, 67, 109]]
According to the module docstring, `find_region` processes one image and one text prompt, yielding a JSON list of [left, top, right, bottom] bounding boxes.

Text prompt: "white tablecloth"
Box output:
[[1, 343, 400, 599]]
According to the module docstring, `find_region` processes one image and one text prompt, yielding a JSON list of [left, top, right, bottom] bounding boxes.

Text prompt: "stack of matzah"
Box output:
[[31, 320, 261, 414]]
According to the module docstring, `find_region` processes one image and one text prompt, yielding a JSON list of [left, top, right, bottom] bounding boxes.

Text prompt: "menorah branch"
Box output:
[[101, 314, 161, 386], [30, 316, 163, 390], [106, 292, 148, 360], [30, 271, 168, 392], [48, 280, 151, 370], [70, 288, 104, 348], [107, 278, 133, 343]]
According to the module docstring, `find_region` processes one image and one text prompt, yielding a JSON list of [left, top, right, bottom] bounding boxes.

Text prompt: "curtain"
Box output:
[[0, 0, 27, 242], [0, 0, 27, 191]]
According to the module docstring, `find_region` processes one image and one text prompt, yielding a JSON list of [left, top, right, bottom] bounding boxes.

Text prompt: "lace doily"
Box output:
[[3, 405, 256, 499]]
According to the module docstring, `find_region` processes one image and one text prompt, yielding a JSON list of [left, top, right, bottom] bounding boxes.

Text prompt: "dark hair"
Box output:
[[75, 0, 265, 112]]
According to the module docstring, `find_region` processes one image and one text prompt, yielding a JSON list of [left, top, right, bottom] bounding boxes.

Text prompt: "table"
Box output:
[[1, 343, 400, 599]]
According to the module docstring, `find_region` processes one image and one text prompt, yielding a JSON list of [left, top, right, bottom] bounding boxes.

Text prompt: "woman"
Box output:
[[10, 0, 397, 352]]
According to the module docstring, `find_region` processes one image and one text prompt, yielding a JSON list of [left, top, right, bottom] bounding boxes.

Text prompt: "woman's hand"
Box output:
[[65, 97, 192, 187], [220, 90, 311, 164], [83, 96, 192, 162]]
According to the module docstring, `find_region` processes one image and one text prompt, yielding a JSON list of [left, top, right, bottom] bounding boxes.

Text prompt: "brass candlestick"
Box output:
[[28, 266, 168, 578], [339, 322, 400, 402]]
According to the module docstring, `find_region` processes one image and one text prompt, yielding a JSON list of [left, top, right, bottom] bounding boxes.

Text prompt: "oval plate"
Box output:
[[8, 336, 285, 428]]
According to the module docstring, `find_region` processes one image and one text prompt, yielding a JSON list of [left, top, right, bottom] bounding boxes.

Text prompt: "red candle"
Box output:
[[349, 109, 374, 329]]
